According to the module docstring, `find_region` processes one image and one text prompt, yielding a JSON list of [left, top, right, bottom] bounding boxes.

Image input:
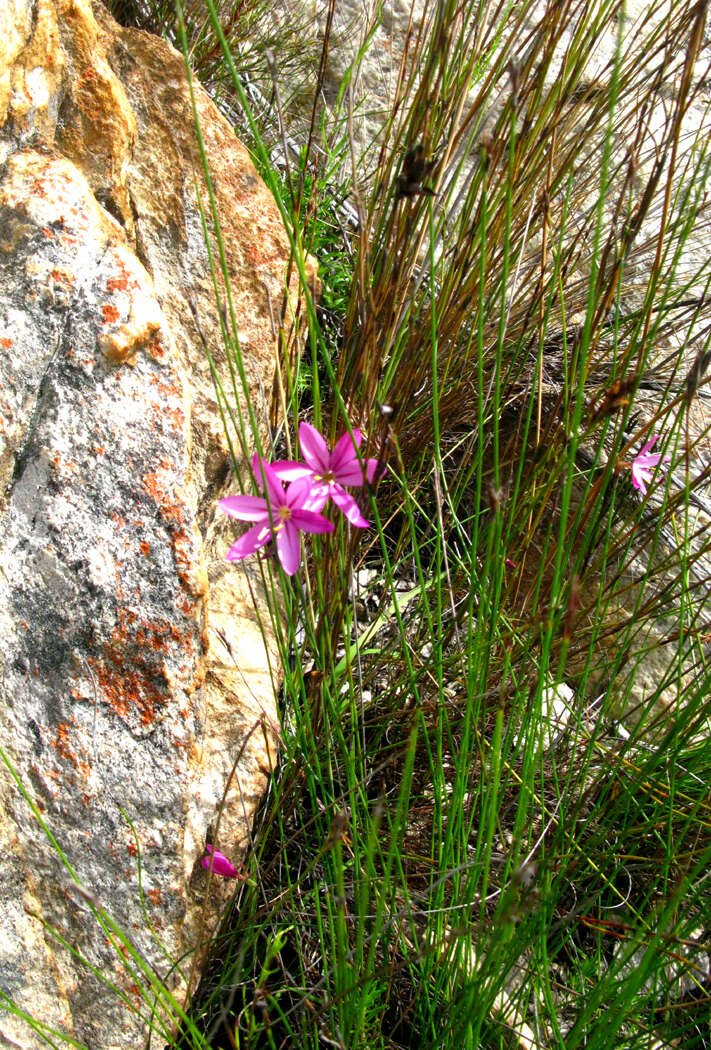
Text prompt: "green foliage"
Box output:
[[175, 0, 711, 1045]]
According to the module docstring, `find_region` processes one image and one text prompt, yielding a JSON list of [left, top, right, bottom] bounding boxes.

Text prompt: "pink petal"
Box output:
[[201, 845, 240, 878], [365, 458, 382, 484], [226, 522, 273, 560], [330, 485, 370, 528], [330, 428, 362, 475], [298, 422, 330, 473], [290, 507, 336, 533], [299, 483, 330, 513], [219, 494, 268, 521], [332, 435, 380, 487], [285, 476, 320, 509], [252, 455, 286, 509], [333, 463, 368, 485], [271, 459, 313, 481], [638, 435, 660, 457], [276, 520, 301, 575]]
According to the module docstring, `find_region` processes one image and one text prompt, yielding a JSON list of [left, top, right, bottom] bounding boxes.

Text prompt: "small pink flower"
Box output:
[[630, 435, 670, 496], [273, 422, 380, 528], [220, 457, 334, 575], [201, 845, 241, 878]]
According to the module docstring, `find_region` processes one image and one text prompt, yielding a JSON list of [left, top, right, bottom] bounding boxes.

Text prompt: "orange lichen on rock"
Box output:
[[142, 464, 180, 520], [51, 451, 77, 477], [51, 267, 74, 288], [134, 618, 193, 658], [173, 527, 208, 599], [106, 274, 129, 292], [99, 316, 161, 365], [90, 648, 168, 730], [52, 721, 78, 768]]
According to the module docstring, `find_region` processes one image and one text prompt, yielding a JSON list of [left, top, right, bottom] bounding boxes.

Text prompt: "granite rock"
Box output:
[[0, 2, 299, 1046]]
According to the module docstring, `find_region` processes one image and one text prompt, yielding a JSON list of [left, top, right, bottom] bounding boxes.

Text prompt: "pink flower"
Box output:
[[273, 422, 380, 528], [630, 435, 670, 496], [201, 845, 241, 879], [220, 457, 334, 575]]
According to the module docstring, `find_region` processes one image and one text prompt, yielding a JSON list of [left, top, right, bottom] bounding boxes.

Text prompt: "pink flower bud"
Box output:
[[201, 844, 240, 878]]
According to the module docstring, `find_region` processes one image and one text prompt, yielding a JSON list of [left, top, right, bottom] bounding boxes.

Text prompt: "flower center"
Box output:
[[279, 506, 292, 523], [315, 470, 335, 485]]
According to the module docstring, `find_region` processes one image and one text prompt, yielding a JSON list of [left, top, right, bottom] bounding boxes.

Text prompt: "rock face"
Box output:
[[0, 2, 297, 1047]]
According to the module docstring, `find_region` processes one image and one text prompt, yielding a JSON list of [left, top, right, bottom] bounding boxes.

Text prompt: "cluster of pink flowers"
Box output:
[[220, 422, 380, 576]]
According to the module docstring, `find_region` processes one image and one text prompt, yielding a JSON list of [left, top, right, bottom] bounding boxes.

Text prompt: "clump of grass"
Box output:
[[172, 0, 711, 1047], [79, 1, 711, 1048], [109, 0, 320, 120]]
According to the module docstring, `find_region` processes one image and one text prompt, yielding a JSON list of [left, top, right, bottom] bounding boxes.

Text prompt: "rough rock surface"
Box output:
[[0, 2, 301, 1047]]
